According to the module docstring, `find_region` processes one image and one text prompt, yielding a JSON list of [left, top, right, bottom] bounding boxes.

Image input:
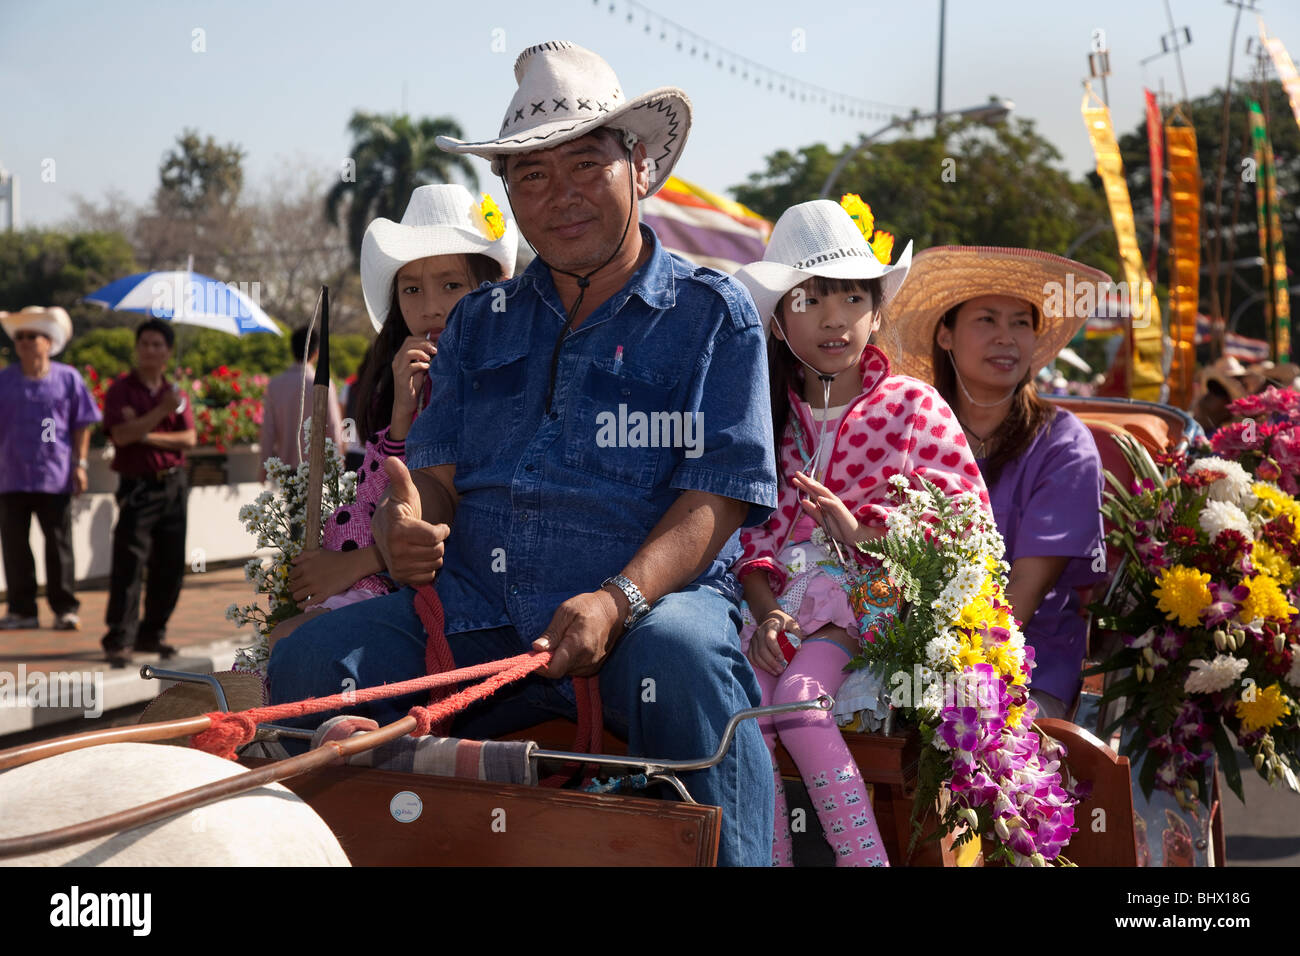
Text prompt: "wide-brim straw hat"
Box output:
[[0, 306, 73, 356], [734, 200, 913, 333], [436, 40, 690, 199], [880, 245, 1111, 383], [360, 183, 518, 333]]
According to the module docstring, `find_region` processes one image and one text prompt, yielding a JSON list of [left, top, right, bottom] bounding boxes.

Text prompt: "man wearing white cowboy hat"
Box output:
[[269, 41, 778, 865], [0, 306, 102, 631]]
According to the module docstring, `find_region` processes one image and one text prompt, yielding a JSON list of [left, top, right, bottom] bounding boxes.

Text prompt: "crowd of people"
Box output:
[[2, 38, 1293, 866]]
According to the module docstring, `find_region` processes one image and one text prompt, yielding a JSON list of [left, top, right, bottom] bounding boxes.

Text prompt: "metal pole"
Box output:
[[818, 117, 903, 199], [936, 0, 946, 129]]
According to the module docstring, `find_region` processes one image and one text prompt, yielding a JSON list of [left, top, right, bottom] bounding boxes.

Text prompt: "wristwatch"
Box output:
[[602, 574, 651, 630], [77, 459, 89, 470]]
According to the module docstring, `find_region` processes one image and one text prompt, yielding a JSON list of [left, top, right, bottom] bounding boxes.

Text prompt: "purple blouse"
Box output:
[[981, 407, 1105, 704], [0, 363, 102, 495]]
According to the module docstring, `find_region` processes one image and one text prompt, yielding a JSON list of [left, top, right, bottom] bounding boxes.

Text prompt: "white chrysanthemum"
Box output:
[[919, 682, 944, 713], [1183, 654, 1249, 694], [925, 633, 962, 667], [1198, 499, 1252, 540], [1189, 457, 1257, 509]]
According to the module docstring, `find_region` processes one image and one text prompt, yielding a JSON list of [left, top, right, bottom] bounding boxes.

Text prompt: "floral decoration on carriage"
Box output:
[[841, 476, 1083, 866], [1091, 391, 1300, 809]]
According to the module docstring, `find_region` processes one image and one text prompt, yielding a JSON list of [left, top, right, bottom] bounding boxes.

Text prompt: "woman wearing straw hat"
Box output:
[[0, 307, 101, 631], [882, 247, 1109, 720]]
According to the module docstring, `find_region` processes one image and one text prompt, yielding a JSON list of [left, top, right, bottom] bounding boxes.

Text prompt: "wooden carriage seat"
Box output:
[[1032, 718, 1138, 866], [501, 719, 960, 865]]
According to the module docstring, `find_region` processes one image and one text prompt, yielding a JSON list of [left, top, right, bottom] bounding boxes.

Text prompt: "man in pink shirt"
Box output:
[[259, 326, 343, 480]]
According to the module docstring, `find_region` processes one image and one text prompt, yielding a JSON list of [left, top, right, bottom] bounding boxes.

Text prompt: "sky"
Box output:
[[5, 0, 1300, 230]]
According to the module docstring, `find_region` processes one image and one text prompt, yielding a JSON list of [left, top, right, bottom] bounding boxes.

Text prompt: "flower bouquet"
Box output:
[[1091, 433, 1300, 807], [1205, 385, 1300, 494], [847, 476, 1081, 866], [228, 433, 356, 675]]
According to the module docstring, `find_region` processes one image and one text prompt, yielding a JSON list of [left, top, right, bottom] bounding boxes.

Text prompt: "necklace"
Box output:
[[960, 420, 995, 458]]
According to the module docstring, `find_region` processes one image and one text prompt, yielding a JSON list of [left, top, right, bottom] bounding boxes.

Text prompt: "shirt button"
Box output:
[[525, 464, 535, 472], [509, 584, 519, 595], [519, 511, 529, 522], [549, 411, 558, 421], [473, 381, 481, 390]]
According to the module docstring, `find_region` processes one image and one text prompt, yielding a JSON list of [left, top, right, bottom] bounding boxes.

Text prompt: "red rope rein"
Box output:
[[193, 586, 604, 761]]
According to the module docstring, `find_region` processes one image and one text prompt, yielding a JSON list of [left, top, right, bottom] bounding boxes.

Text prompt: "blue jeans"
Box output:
[[268, 583, 774, 867]]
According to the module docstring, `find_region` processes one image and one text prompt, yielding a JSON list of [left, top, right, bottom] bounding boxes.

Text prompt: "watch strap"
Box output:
[[603, 574, 650, 629]]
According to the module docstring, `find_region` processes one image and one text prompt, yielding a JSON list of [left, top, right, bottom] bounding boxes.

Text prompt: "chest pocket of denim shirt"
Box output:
[[564, 359, 679, 489], [459, 352, 530, 471]]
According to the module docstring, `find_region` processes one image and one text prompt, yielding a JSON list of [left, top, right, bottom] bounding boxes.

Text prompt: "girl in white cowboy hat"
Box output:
[[271, 184, 517, 643], [733, 198, 989, 867], [880, 245, 1109, 722]]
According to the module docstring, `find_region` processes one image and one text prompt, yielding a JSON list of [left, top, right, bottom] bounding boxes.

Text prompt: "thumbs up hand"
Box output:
[[372, 457, 450, 586]]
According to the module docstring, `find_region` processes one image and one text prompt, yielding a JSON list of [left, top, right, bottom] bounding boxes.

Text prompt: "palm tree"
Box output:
[[325, 112, 479, 263]]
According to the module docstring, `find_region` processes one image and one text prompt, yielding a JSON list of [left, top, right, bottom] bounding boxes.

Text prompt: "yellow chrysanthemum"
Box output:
[[476, 193, 506, 240], [983, 638, 1020, 682], [1252, 483, 1300, 542], [1006, 703, 1027, 730], [956, 632, 986, 669], [1238, 573, 1298, 623], [1253, 541, 1296, 588], [1235, 683, 1292, 733], [838, 192, 893, 264], [1153, 565, 1213, 627], [868, 230, 895, 266]]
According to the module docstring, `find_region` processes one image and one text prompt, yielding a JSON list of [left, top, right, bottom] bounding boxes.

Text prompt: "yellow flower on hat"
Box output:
[[474, 193, 506, 240], [839, 193, 894, 265], [1235, 683, 1292, 733]]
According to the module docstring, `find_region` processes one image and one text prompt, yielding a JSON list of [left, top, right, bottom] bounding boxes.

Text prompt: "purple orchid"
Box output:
[[1202, 580, 1249, 628]]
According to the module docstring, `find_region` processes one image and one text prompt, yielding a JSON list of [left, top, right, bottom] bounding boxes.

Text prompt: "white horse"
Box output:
[[0, 742, 349, 866]]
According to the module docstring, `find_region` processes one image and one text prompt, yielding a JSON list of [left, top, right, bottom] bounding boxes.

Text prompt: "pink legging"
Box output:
[[754, 639, 889, 867]]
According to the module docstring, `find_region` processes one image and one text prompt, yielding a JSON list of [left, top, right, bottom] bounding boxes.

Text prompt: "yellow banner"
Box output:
[[1261, 18, 1300, 134], [1082, 87, 1165, 400], [1165, 115, 1201, 409]]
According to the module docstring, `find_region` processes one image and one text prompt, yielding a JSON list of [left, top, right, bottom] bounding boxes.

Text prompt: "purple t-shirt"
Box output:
[[0, 363, 103, 495], [981, 407, 1105, 704]]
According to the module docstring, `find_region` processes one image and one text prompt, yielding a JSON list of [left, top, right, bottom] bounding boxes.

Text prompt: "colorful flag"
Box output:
[[1165, 112, 1201, 409], [640, 176, 772, 274], [1249, 101, 1292, 362], [1082, 86, 1166, 400], [1145, 90, 1164, 277]]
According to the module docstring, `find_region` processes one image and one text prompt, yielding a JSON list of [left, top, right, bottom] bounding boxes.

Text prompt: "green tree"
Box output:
[[1106, 79, 1300, 343], [732, 117, 1118, 280], [158, 129, 247, 214], [0, 230, 138, 358], [325, 112, 479, 263]]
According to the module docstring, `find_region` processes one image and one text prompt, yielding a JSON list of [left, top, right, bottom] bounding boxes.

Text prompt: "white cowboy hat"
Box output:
[[360, 183, 518, 333], [435, 40, 691, 199], [734, 200, 913, 332], [0, 306, 73, 356], [880, 246, 1110, 384]]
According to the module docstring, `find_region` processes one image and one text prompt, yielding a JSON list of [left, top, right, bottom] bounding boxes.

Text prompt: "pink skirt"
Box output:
[[740, 543, 859, 654]]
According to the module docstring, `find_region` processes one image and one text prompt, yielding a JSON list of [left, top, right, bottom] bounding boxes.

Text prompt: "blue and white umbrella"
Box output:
[[85, 270, 281, 336]]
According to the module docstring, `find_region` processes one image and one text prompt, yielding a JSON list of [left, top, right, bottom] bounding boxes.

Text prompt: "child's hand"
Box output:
[[748, 609, 802, 676], [792, 471, 864, 544], [289, 548, 365, 605], [392, 335, 437, 415]]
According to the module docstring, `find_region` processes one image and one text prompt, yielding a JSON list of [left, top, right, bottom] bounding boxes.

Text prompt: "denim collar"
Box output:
[[520, 223, 677, 322]]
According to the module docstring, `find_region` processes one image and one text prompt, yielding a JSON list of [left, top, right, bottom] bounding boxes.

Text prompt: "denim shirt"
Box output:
[[407, 224, 777, 640]]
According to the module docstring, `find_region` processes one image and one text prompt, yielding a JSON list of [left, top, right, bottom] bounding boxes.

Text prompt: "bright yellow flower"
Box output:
[[838, 193, 893, 264], [476, 193, 506, 240], [1153, 565, 1213, 627], [956, 631, 986, 669], [1006, 703, 1027, 730], [1235, 683, 1292, 733], [1252, 483, 1300, 542], [1238, 573, 1298, 623], [1253, 541, 1296, 588]]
